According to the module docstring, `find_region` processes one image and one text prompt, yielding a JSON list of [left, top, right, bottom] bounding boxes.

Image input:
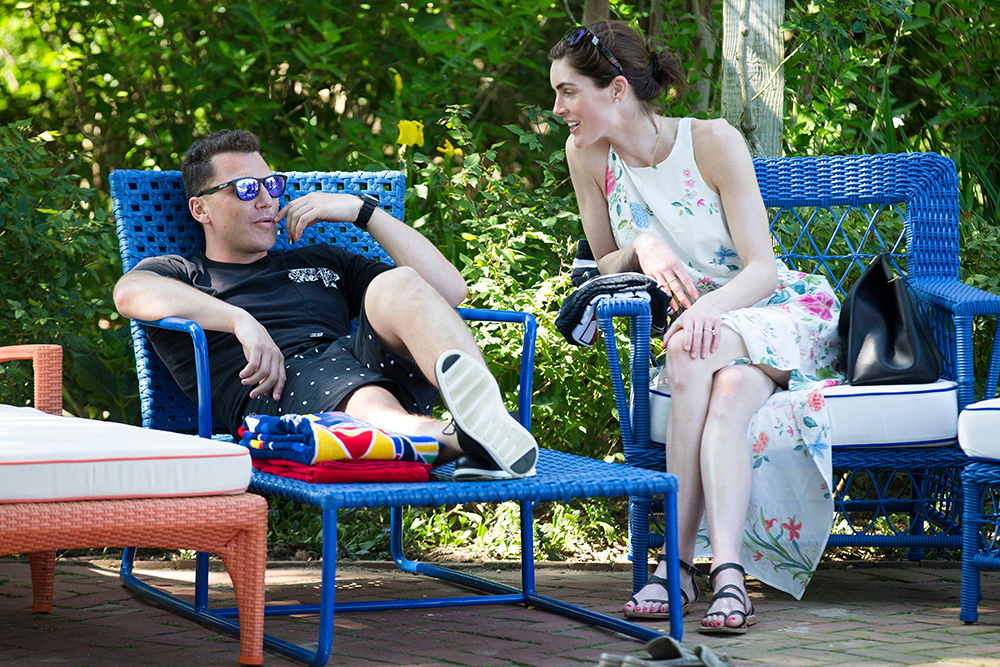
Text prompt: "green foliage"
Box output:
[[3, 0, 998, 556], [781, 0, 999, 395], [401, 105, 624, 457], [267, 496, 627, 562], [0, 0, 566, 182], [0, 120, 133, 418]]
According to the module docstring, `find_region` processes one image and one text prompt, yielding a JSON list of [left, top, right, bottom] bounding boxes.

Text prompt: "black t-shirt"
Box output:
[[132, 244, 391, 431]]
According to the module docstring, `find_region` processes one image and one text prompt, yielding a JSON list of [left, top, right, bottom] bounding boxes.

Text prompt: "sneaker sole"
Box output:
[[435, 350, 538, 478], [453, 467, 515, 482]]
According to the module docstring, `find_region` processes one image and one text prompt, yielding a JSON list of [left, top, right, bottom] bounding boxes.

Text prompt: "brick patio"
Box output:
[[1, 558, 999, 666]]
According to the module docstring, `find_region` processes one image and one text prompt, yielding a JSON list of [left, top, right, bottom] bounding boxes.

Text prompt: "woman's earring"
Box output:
[[614, 98, 621, 104]]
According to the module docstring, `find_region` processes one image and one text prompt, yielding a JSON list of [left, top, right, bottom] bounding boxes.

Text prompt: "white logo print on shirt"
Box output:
[[288, 268, 340, 288]]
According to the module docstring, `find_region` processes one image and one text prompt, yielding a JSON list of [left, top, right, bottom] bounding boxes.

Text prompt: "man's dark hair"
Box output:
[[181, 129, 262, 199]]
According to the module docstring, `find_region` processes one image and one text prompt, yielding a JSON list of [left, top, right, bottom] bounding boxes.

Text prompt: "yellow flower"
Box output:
[[436, 139, 464, 160], [393, 72, 403, 94], [397, 119, 424, 147]]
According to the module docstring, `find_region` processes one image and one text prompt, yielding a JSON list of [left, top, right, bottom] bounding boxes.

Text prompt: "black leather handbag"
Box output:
[[838, 253, 943, 386]]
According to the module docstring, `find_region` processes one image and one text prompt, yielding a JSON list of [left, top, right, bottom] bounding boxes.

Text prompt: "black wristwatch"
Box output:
[[354, 194, 379, 231]]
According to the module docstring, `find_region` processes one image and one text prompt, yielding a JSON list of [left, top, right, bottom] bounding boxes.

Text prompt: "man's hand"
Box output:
[[233, 312, 286, 401], [277, 192, 364, 243]]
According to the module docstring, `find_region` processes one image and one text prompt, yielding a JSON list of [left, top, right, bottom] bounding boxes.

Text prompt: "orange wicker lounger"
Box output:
[[0, 345, 267, 665]]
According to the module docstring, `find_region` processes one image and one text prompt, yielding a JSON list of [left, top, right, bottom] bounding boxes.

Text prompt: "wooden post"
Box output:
[[583, 0, 610, 25], [689, 0, 718, 115], [648, 0, 664, 47], [720, 0, 784, 157]]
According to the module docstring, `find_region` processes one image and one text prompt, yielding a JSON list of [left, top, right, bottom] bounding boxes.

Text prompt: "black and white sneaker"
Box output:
[[434, 349, 538, 478], [452, 454, 514, 481]]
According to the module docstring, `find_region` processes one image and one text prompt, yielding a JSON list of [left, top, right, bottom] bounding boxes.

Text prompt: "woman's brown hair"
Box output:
[[549, 20, 687, 104]]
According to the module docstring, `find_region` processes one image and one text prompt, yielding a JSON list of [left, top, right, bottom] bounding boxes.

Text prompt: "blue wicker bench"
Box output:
[[596, 152, 1000, 595], [110, 169, 683, 666]]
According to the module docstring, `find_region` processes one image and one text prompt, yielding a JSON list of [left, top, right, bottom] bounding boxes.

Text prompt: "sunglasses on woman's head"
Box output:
[[196, 174, 287, 200], [562, 26, 624, 75]]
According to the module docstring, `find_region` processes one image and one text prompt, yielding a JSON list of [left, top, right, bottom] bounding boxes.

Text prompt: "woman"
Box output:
[[549, 21, 842, 634]]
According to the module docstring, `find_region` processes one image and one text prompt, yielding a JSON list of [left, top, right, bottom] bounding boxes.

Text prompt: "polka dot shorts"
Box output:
[[243, 305, 438, 422]]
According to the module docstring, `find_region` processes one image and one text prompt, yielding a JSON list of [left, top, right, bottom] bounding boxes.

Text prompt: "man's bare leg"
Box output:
[[353, 267, 537, 477]]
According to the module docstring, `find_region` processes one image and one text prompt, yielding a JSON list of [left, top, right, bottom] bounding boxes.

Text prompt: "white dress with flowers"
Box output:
[[607, 118, 845, 599]]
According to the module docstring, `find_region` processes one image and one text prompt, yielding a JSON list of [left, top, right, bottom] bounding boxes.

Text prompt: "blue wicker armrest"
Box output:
[[594, 296, 659, 470], [136, 317, 215, 439], [908, 277, 1000, 406], [456, 307, 537, 431]]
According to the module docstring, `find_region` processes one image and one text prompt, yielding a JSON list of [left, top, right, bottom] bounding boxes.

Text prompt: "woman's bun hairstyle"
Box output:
[[549, 20, 687, 101]]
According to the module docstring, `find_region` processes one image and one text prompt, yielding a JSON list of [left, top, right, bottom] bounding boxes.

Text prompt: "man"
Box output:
[[113, 129, 537, 480]]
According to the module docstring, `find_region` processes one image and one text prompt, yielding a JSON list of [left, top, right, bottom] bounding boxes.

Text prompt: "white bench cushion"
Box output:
[[959, 398, 1000, 460], [0, 405, 251, 503], [649, 376, 957, 448]]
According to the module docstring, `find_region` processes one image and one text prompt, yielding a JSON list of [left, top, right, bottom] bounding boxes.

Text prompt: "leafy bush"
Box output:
[[0, 0, 564, 185], [0, 120, 134, 419], [3, 0, 998, 557]]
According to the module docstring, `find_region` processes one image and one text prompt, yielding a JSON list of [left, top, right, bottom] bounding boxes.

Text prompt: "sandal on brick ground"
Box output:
[[698, 562, 756, 635], [623, 555, 703, 619]]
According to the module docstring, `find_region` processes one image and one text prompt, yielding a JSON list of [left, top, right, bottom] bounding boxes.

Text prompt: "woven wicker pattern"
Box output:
[[596, 152, 998, 585], [251, 447, 677, 510], [0, 345, 62, 415], [0, 495, 267, 663], [0, 346, 266, 665], [961, 462, 1000, 623]]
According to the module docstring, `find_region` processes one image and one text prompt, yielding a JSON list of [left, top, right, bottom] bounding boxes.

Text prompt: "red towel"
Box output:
[[252, 457, 431, 483]]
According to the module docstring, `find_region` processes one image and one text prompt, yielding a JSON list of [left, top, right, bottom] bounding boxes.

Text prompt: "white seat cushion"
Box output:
[[959, 398, 1000, 460], [0, 405, 251, 503], [649, 375, 957, 448]]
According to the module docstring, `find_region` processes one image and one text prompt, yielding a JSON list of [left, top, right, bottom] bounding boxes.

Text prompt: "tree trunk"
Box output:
[[648, 0, 664, 48], [583, 0, 609, 25], [720, 0, 784, 157], [689, 0, 718, 115]]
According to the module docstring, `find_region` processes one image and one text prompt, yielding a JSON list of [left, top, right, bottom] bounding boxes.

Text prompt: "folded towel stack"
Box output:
[[239, 411, 442, 466]]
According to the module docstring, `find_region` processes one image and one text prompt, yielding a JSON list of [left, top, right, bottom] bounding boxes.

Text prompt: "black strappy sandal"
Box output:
[[623, 554, 704, 619], [698, 562, 756, 635]]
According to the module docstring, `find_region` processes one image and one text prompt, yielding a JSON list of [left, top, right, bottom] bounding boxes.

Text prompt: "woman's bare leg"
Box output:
[[624, 329, 752, 615], [699, 364, 778, 629]]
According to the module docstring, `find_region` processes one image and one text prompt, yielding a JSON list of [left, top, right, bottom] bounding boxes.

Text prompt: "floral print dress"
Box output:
[[607, 117, 844, 599]]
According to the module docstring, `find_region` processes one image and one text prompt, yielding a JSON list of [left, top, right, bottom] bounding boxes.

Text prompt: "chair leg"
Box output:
[[629, 496, 652, 593], [27, 551, 56, 612], [217, 521, 267, 666], [961, 475, 984, 623]]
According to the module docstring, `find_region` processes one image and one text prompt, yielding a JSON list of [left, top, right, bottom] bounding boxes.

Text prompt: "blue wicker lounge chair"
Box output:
[[111, 169, 682, 666]]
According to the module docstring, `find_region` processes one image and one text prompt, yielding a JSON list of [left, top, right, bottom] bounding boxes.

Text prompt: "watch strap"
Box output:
[[354, 194, 379, 230]]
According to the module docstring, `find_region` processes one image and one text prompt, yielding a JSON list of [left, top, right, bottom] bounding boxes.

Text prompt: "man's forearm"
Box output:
[[366, 209, 468, 307], [113, 270, 247, 334]]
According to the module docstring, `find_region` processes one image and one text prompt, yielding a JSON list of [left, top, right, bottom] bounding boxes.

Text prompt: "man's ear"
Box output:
[[189, 196, 211, 225]]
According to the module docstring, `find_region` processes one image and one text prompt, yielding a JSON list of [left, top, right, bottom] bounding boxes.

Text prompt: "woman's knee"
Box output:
[[662, 334, 704, 390], [707, 366, 773, 419]]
